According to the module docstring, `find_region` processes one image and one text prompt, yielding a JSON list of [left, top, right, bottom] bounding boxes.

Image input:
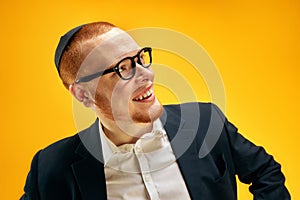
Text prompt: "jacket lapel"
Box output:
[[162, 105, 202, 199], [71, 119, 107, 200], [70, 104, 203, 200]]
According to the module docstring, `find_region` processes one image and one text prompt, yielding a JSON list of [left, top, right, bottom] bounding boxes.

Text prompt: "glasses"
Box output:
[[75, 47, 152, 83]]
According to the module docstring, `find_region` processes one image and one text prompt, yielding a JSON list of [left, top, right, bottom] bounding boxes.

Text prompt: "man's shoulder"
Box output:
[[163, 102, 219, 114], [162, 102, 225, 135], [39, 134, 80, 157], [37, 120, 98, 165], [33, 134, 81, 172], [163, 101, 213, 107]]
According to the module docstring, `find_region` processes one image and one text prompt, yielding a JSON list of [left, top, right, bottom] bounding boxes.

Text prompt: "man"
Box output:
[[21, 22, 290, 199]]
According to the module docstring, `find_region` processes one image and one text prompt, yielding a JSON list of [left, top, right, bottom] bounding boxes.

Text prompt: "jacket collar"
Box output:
[[71, 119, 107, 200], [161, 105, 199, 158], [71, 103, 201, 200]]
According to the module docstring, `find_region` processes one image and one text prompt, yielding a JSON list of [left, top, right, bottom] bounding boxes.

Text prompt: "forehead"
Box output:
[[78, 28, 140, 75]]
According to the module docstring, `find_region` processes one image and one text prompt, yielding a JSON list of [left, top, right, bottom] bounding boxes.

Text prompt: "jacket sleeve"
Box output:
[[20, 151, 41, 200], [213, 104, 291, 200]]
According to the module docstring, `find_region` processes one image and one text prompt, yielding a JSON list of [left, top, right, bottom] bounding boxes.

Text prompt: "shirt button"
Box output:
[[125, 145, 131, 152], [135, 146, 142, 153], [144, 174, 150, 182]]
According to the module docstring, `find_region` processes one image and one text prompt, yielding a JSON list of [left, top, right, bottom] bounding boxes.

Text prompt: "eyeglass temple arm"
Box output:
[[75, 68, 114, 83]]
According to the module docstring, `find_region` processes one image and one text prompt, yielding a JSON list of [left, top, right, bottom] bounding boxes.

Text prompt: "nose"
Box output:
[[134, 63, 154, 84]]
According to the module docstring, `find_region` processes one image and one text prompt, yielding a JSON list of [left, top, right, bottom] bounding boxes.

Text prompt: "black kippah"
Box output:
[[54, 24, 85, 74]]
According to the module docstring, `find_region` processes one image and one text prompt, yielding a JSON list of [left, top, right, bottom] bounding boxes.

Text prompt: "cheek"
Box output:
[[94, 79, 114, 108], [95, 87, 111, 109], [112, 81, 133, 104], [95, 77, 117, 101], [95, 78, 134, 115]]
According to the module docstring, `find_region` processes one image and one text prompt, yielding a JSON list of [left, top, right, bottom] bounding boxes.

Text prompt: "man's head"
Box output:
[[56, 22, 115, 88], [54, 22, 163, 129]]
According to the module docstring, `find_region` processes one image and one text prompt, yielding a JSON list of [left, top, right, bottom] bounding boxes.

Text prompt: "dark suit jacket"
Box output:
[[21, 103, 290, 200]]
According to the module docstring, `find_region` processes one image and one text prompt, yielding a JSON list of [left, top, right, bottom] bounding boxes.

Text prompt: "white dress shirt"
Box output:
[[99, 119, 191, 200]]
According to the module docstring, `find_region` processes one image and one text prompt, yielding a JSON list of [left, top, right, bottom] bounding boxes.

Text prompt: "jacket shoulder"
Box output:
[[38, 119, 99, 163], [163, 102, 216, 113], [163, 102, 223, 122], [38, 134, 80, 162], [22, 121, 100, 199]]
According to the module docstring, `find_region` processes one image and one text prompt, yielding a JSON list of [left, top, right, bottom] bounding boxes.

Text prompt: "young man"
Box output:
[[21, 22, 290, 200]]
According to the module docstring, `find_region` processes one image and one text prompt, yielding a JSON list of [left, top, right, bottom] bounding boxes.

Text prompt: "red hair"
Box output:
[[59, 22, 116, 89]]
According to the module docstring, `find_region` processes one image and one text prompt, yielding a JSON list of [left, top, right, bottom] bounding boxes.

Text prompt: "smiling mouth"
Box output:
[[132, 88, 153, 101]]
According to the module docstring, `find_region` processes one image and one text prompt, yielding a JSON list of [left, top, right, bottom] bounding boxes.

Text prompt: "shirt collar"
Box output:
[[99, 119, 166, 166]]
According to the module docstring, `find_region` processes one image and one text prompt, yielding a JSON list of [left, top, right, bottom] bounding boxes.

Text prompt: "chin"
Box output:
[[131, 100, 163, 123]]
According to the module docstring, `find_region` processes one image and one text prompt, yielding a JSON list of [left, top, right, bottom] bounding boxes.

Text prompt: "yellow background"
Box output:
[[1, 0, 299, 199]]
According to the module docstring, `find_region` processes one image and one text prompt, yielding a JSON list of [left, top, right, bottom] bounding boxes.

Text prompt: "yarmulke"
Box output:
[[54, 24, 85, 73]]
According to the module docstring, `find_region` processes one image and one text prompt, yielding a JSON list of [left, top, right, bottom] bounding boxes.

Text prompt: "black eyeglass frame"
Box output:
[[74, 47, 152, 83]]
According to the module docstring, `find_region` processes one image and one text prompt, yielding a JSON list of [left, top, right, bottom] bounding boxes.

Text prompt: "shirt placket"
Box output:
[[134, 142, 160, 200]]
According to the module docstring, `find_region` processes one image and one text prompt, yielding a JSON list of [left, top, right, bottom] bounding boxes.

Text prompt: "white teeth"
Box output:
[[134, 89, 153, 101]]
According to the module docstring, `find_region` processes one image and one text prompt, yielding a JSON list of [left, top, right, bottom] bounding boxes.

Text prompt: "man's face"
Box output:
[[81, 28, 163, 126]]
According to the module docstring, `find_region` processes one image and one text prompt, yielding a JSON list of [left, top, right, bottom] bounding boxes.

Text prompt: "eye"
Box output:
[[118, 59, 131, 72], [119, 65, 127, 72]]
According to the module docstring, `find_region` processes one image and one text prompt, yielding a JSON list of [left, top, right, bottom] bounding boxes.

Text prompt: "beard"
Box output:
[[130, 101, 163, 123], [95, 90, 163, 124], [94, 91, 114, 120]]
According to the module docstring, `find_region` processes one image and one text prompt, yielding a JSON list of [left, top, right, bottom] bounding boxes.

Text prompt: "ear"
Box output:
[[69, 84, 95, 108]]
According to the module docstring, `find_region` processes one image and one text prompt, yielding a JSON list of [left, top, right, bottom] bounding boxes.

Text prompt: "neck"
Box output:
[[99, 116, 154, 146]]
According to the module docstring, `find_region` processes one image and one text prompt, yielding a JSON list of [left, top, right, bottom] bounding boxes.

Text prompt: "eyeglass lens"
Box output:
[[117, 48, 151, 79]]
